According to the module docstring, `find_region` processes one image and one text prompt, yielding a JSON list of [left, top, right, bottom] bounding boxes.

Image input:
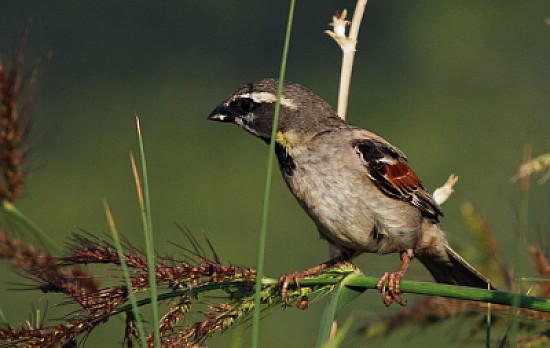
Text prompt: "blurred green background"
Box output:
[[1, 1, 549, 347]]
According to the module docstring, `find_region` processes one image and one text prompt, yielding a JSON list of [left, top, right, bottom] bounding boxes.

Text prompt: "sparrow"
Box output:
[[208, 78, 494, 305]]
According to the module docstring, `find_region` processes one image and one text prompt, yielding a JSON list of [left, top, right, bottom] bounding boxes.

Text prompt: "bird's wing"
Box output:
[[352, 137, 443, 222]]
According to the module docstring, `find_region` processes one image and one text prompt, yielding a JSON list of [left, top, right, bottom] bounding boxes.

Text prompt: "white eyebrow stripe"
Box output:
[[234, 92, 298, 110]]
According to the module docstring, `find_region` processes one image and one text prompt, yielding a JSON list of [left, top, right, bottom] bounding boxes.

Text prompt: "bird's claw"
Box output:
[[376, 271, 406, 306], [278, 259, 342, 307], [279, 272, 305, 307]]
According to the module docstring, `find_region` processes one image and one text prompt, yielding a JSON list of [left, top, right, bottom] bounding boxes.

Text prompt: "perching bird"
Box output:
[[208, 78, 494, 305]]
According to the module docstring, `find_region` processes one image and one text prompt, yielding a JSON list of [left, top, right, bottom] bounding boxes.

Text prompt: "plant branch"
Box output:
[[2, 229, 549, 346], [326, 0, 368, 120], [338, 274, 550, 313], [112, 274, 550, 316]]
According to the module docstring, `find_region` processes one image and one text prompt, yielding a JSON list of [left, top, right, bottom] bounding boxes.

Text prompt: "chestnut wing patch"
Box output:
[[354, 139, 443, 222]]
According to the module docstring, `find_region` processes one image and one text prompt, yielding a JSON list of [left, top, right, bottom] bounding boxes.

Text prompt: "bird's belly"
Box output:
[[284, 156, 422, 254]]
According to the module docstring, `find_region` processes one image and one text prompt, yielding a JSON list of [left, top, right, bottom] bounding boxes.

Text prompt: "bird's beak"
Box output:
[[208, 105, 236, 123]]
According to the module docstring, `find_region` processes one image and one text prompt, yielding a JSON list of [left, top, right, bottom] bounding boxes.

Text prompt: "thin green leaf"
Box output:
[[0, 305, 8, 326], [1, 200, 62, 256], [103, 200, 147, 348], [320, 317, 354, 348], [520, 277, 550, 283], [229, 324, 244, 348], [251, 1, 296, 348], [134, 117, 160, 348], [316, 273, 365, 346], [509, 145, 531, 347], [486, 302, 492, 348]]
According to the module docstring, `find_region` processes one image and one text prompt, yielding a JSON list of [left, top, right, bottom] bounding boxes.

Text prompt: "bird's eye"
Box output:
[[231, 98, 256, 114]]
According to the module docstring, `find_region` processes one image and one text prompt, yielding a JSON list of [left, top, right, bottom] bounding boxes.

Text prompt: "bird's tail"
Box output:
[[417, 245, 496, 290]]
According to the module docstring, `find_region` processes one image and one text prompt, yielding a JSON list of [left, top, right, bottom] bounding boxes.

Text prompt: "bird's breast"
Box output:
[[277, 140, 422, 254]]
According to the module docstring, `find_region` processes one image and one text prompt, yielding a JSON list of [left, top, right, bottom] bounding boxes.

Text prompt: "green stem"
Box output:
[[135, 117, 160, 348], [104, 200, 147, 348], [111, 275, 550, 316], [486, 302, 492, 348], [251, 1, 296, 348], [339, 275, 550, 312], [0, 305, 8, 326], [1, 200, 62, 256], [509, 157, 530, 346]]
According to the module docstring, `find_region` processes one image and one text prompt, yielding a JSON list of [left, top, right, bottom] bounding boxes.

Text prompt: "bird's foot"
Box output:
[[279, 271, 306, 307], [376, 271, 406, 306], [279, 259, 341, 307], [376, 249, 413, 306]]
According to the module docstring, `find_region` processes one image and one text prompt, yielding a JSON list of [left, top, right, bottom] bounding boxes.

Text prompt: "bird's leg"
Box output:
[[376, 249, 413, 306], [279, 258, 346, 306]]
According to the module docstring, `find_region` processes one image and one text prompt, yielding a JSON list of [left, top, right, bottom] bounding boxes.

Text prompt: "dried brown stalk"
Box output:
[[528, 246, 550, 298], [0, 27, 47, 203], [0, 231, 260, 347], [461, 202, 513, 288]]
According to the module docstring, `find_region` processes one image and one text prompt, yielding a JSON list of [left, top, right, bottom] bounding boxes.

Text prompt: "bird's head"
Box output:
[[208, 78, 342, 144]]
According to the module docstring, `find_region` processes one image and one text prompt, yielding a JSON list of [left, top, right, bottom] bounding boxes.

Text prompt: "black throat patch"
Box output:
[[274, 143, 296, 176]]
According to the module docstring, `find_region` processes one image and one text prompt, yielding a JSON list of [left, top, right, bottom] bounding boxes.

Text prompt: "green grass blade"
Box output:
[[317, 284, 341, 345], [229, 324, 244, 348], [486, 301, 492, 348], [316, 274, 365, 347], [520, 277, 550, 283], [320, 317, 353, 348], [0, 305, 8, 326], [134, 116, 160, 348], [103, 200, 147, 348], [1, 200, 62, 256], [251, 1, 296, 347], [509, 149, 531, 347]]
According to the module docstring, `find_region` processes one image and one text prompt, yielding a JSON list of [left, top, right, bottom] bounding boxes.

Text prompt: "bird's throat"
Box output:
[[275, 131, 294, 149], [274, 142, 296, 177]]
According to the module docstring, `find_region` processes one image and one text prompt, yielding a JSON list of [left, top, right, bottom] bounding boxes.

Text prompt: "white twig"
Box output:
[[432, 175, 459, 205], [325, 1, 369, 340], [325, 0, 368, 120]]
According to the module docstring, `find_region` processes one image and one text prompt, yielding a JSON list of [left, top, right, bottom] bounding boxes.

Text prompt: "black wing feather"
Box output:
[[354, 139, 443, 222]]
